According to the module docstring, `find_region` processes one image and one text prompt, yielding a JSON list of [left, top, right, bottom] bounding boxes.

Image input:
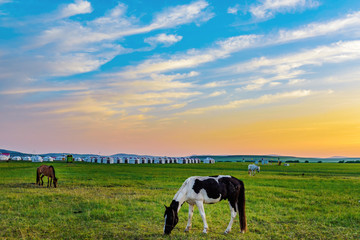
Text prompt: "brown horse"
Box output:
[[36, 165, 58, 188]]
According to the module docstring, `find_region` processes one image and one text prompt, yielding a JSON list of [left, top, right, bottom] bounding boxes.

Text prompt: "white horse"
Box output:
[[163, 175, 247, 235], [248, 164, 260, 176]]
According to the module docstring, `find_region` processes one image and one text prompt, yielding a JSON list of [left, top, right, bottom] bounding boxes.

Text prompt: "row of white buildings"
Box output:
[[2, 154, 215, 164], [82, 156, 215, 164]]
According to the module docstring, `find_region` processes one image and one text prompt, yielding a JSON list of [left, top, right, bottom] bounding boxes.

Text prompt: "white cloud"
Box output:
[[288, 79, 305, 85], [150, 0, 213, 28], [0, 86, 88, 95], [145, 33, 183, 46], [227, 4, 241, 15], [177, 89, 328, 115], [121, 35, 260, 77], [209, 90, 227, 97], [59, 0, 92, 19], [278, 11, 360, 42], [230, 40, 360, 78], [164, 103, 188, 110], [250, 0, 320, 20], [0, 1, 212, 87]]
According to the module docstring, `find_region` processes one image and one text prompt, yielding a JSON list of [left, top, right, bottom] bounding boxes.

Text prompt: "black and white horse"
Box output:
[[163, 175, 247, 235]]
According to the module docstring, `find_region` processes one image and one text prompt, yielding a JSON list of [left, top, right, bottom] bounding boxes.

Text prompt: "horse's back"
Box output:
[[38, 165, 51, 175]]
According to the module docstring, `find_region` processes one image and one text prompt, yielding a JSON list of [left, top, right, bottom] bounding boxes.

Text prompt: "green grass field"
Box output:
[[0, 162, 359, 239]]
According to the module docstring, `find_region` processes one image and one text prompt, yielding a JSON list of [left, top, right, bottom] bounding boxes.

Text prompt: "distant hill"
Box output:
[[0, 149, 32, 157], [191, 154, 360, 163]]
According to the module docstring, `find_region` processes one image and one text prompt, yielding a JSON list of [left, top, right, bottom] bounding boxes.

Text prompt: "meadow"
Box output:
[[0, 161, 359, 239]]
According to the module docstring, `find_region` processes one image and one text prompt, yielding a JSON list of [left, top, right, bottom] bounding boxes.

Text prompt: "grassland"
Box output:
[[0, 161, 359, 239]]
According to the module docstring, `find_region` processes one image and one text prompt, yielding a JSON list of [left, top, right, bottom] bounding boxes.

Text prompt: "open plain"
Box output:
[[0, 161, 359, 239]]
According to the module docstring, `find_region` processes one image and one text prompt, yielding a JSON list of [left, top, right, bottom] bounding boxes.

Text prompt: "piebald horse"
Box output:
[[36, 165, 58, 188], [163, 175, 247, 235]]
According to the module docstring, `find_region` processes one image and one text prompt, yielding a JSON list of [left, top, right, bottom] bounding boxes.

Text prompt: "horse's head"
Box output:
[[53, 177, 58, 188], [163, 205, 178, 235], [257, 166, 260, 172]]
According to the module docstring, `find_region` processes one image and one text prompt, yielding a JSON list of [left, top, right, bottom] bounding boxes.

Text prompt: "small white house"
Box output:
[[11, 156, 22, 161], [203, 157, 215, 164], [115, 157, 123, 164], [104, 157, 114, 164], [0, 153, 10, 161], [55, 156, 65, 161], [43, 156, 54, 162], [129, 157, 140, 164], [31, 155, 43, 162], [75, 157, 82, 162], [23, 156, 31, 161], [178, 158, 188, 164]]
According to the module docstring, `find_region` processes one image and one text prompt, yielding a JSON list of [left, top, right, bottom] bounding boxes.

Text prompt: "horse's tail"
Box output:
[[237, 180, 247, 233], [36, 168, 39, 184]]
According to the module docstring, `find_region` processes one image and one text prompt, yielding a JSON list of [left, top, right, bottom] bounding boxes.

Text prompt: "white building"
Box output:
[[11, 156, 22, 161], [43, 156, 54, 162], [203, 157, 215, 164], [55, 156, 65, 161], [23, 156, 31, 161], [0, 153, 10, 161], [31, 155, 43, 162]]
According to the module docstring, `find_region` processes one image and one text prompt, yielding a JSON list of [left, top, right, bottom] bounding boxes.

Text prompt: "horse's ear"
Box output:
[[164, 205, 168, 209]]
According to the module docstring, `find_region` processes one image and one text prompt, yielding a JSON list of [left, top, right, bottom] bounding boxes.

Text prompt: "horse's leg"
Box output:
[[47, 176, 50, 187], [224, 201, 237, 234], [49, 177, 52, 187], [184, 204, 194, 232], [40, 175, 44, 186], [195, 201, 208, 234]]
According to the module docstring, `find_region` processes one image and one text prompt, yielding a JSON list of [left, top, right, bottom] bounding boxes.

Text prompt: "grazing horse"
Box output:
[[163, 175, 247, 235], [36, 165, 58, 188], [248, 164, 260, 176]]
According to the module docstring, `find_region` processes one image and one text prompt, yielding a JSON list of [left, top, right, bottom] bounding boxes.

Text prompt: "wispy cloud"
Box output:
[[116, 10, 360, 81], [0, 86, 88, 95], [249, 0, 320, 20], [225, 40, 360, 91], [209, 90, 227, 97], [232, 40, 360, 74], [177, 89, 331, 115], [227, 4, 241, 15], [34, 0, 211, 51], [59, 0, 92, 19], [144, 33, 183, 47], [149, 0, 213, 28], [0, 0, 213, 91], [121, 35, 260, 78]]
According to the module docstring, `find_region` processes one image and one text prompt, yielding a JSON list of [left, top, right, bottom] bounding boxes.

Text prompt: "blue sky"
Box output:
[[1, 0, 360, 156]]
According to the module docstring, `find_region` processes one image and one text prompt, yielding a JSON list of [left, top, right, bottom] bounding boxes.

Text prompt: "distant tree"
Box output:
[[317, 161, 322, 163], [338, 160, 345, 163], [305, 160, 309, 163]]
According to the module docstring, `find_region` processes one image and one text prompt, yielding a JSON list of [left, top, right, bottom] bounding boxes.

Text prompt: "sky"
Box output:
[[1, 0, 360, 157]]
